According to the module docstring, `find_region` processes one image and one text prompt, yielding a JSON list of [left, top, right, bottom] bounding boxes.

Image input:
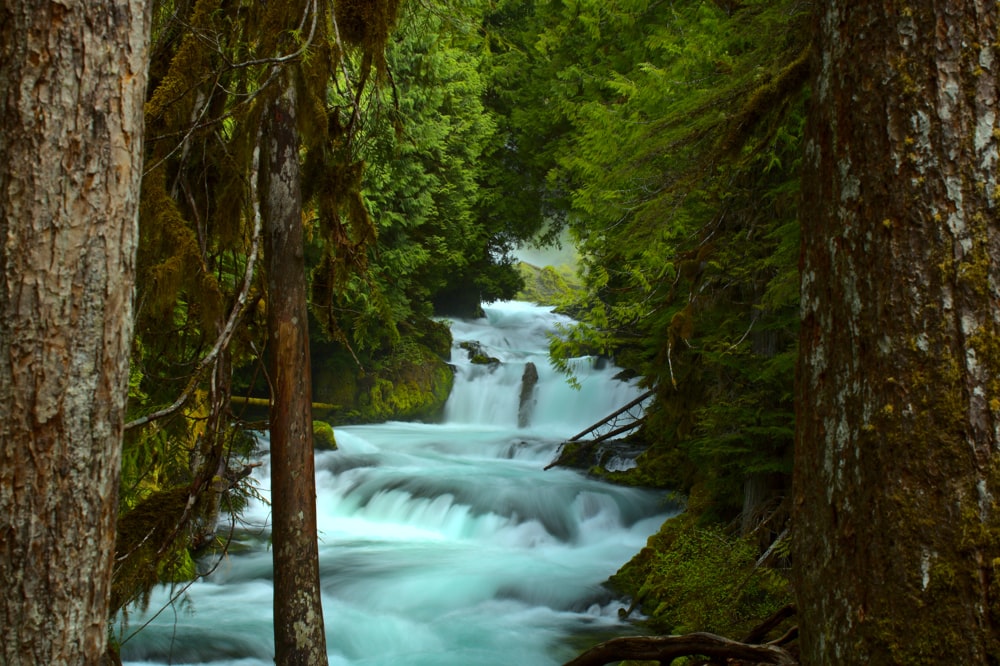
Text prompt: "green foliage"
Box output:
[[309, 1, 534, 344], [493, 0, 811, 518], [516, 263, 583, 306], [611, 509, 790, 637]]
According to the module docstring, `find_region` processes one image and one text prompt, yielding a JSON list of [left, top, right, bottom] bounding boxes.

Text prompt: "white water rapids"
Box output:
[[120, 301, 674, 666]]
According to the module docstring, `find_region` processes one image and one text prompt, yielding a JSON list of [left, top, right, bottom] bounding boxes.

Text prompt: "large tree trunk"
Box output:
[[0, 1, 150, 664], [261, 75, 330, 665], [794, 2, 1000, 663]]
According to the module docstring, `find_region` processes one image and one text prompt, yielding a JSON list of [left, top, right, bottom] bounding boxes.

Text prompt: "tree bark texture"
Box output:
[[0, 1, 150, 664], [795, 2, 1000, 663], [261, 76, 329, 666]]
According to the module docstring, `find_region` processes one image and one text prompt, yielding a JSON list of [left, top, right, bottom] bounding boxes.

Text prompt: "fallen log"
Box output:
[[561, 631, 797, 666], [741, 603, 797, 644]]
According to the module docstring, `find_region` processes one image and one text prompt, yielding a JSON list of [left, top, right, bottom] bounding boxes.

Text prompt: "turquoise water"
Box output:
[[119, 302, 672, 666]]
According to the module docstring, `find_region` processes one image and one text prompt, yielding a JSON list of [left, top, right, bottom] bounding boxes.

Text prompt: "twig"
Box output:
[[562, 631, 797, 666], [126, 140, 264, 431]]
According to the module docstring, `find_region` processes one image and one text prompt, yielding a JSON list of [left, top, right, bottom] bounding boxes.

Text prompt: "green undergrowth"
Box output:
[[610, 491, 791, 641]]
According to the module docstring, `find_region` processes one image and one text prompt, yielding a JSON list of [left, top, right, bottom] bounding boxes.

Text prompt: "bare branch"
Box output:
[[126, 141, 264, 432], [562, 632, 797, 666], [741, 603, 797, 644]]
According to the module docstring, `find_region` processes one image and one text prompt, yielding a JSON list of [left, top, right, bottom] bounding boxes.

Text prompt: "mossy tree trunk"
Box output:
[[794, 2, 1000, 663], [0, 0, 150, 663], [261, 73, 329, 665]]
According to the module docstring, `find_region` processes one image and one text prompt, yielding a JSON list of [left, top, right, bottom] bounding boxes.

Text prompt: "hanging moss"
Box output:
[[144, 0, 223, 130], [111, 487, 201, 615], [137, 169, 224, 334], [333, 0, 401, 74]]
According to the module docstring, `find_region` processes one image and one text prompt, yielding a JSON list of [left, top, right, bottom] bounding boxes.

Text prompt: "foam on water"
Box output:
[[119, 301, 673, 666]]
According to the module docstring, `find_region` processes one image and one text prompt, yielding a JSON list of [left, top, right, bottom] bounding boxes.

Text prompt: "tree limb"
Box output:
[[125, 141, 263, 431], [741, 603, 797, 644], [562, 632, 797, 666]]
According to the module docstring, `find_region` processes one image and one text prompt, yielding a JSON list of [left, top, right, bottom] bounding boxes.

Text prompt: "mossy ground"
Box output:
[[609, 488, 792, 642]]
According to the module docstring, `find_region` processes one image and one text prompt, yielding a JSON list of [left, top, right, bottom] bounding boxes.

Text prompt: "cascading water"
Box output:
[[119, 301, 674, 666]]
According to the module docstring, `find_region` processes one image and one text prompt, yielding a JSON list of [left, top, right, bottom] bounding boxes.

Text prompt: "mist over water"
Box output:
[[120, 301, 673, 666]]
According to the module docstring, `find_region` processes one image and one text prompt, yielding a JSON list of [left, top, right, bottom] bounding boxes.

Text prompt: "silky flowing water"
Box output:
[[120, 301, 674, 666]]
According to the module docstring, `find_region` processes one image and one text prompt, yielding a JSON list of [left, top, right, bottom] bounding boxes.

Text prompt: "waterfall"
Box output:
[[445, 301, 643, 432], [119, 301, 673, 666]]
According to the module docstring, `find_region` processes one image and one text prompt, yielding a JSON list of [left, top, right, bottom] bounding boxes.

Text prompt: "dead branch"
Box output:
[[741, 604, 797, 644], [125, 140, 263, 432], [562, 632, 797, 666], [768, 625, 798, 647]]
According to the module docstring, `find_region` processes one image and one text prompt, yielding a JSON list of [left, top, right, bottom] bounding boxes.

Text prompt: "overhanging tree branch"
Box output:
[[125, 141, 264, 432]]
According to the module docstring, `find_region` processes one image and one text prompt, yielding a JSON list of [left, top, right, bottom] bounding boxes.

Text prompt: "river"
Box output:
[[119, 301, 674, 666]]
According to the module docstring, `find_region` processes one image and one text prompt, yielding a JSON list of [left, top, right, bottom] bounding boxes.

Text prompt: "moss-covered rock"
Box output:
[[354, 342, 454, 422], [312, 420, 337, 450], [313, 331, 455, 424], [458, 340, 500, 365]]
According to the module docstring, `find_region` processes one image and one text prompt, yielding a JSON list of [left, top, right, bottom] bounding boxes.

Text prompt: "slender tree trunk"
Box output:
[[795, 2, 1000, 663], [261, 75, 330, 665], [0, 1, 150, 664]]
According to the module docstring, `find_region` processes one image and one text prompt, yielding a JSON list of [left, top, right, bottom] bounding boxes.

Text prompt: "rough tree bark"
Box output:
[[0, 1, 150, 664], [794, 2, 1000, 663], [260, 75, 329, 665]]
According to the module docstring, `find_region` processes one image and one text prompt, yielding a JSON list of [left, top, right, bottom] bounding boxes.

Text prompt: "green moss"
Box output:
[[315, 339, 455, 424], [312, 420, 337, 450], [112, 487, 199, 614], [847, 233, 1000, 662], [459, 341, 500, 365], [610, 496, 790, 638], [358, 346, 454, 421]]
